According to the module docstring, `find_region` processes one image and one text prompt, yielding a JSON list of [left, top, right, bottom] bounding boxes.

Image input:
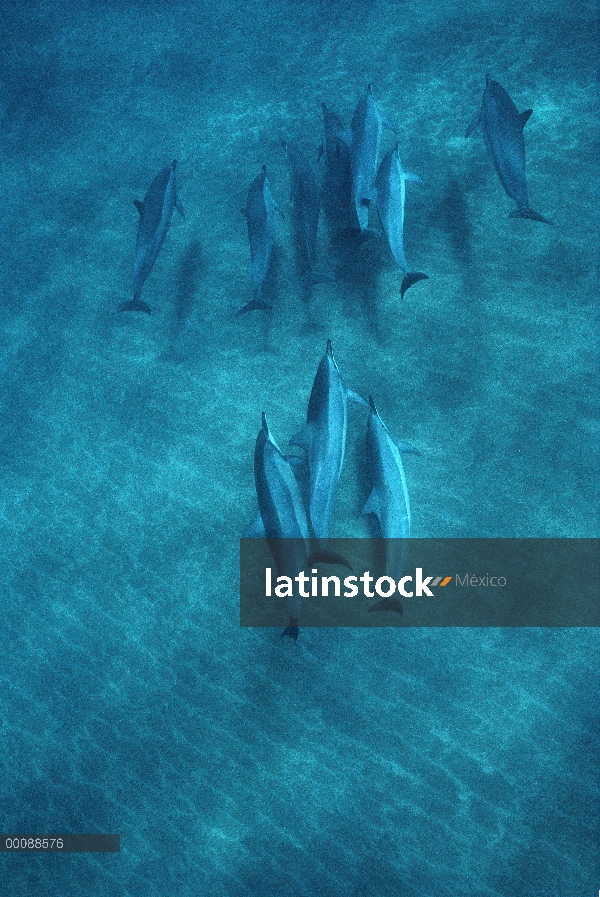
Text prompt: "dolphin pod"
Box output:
[[466, 74, 553, 224], [244, 344, 421, 638], [121, 160, 184, 314], [119, 77, 553, 318]]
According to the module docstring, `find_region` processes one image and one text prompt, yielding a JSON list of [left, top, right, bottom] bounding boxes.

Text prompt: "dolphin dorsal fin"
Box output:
[[396, 440, 422, 456]]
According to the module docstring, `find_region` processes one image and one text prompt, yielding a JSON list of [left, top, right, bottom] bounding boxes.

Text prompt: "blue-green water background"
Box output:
[[0, 0, 598, 893]]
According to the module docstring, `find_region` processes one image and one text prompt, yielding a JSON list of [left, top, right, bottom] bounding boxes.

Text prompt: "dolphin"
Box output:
[[290, 340, 368, 540], [465, 75, 553, 224], [238, 166, 281, 315], [282, 140, 331, 291], [374, 144, 428, 299], [318, 104, 347, 172], [346, 84, 395, 232], [120, 160, 184, 314], [317, 103, 353, 234], [363, 395, 420, 582], [245, 412, 349, 640]]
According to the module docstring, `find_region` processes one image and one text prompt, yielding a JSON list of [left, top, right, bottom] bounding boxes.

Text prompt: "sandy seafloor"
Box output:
[[0, 0, 598, 894]]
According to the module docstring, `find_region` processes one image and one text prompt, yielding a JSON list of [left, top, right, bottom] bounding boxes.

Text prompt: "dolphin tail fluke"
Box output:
[[236, 298, 273, 316], [400, 272, 429, 300], [119, 298, 152, 314], [519, 109, 533, 128], [369, 596, 403, 615], [509, 208, 554, 225], [308, 548, 352, 571], [281, 624, 299, 642]]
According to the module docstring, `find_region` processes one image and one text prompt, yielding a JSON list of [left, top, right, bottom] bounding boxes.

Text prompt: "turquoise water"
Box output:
[[0, 0, 598, 893]]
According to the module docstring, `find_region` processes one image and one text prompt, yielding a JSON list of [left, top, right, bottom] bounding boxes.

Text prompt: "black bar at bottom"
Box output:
[[0, 834, 120, 852]]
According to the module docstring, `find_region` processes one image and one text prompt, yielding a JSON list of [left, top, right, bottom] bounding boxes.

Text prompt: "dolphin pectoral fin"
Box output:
[[176, 198, 185, 219], [362, 489, 381, 518], [133, 199, 144, 215], [465, 111, 481, 138], [308, 549, 352, 571], [274, 201, 285, 220], [236, 298, 273, 315], [301, 271, 336, 293], [382, 116, 397, 134], [400, 272, 428, 300], [396, 440, 421, 456], [284, 453, 306, 468], [119, 298, 152, 314], [338, 129, 352, 149], [346, 389, 369, 410], [242, 512, 266, 538], [403, 171, 422, 184], [519, 109, 533, 128], [509, 207, 554, 225]]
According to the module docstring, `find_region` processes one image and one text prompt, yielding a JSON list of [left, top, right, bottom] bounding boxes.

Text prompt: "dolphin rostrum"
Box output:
[[121, 160, 184, 314], [363, 395, 420, 583], [465, 75, 553, 224], [238, 166, 281, 315], [290, 340, 367, 540], [245, 412, 349, 640], [374, 144, 428, 299], [346, 84, 395, 232]]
